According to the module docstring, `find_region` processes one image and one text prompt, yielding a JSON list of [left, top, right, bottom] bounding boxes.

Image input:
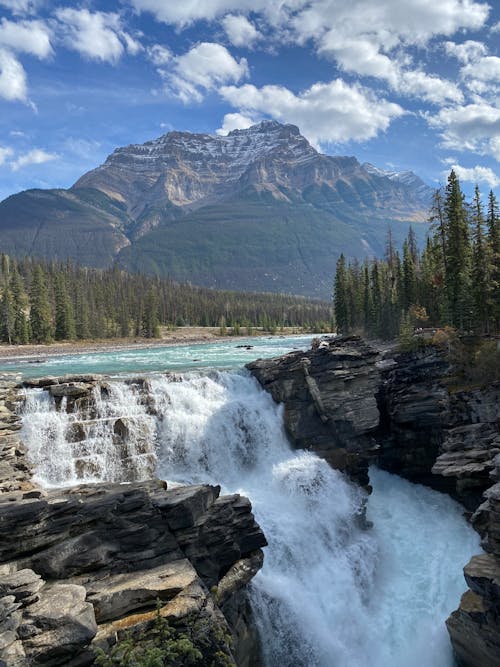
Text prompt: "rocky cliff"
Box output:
[[376, 347, 500, 667], [0, 121, 432, 297], [247, 335, 380, 487], [0, 376, 266, 667], [248, 336, 500, 667]]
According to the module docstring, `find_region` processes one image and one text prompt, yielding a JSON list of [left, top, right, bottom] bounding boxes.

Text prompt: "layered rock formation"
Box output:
[[0, 379, 267, 667], [247, 335, 380, 486]]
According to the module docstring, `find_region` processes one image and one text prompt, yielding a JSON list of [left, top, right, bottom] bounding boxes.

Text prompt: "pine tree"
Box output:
[[333, 254, 349, 334], [402, 239, 416, 310], [487, 190, 500, 331], [29, 265, 53, 343], [470, 186, 490, 332], [10, 269, 29, 344], [443, 170, 472, 329], [141, 287, 160, 338], [54, 273, 76, 340], [0, 287, 14, 344]]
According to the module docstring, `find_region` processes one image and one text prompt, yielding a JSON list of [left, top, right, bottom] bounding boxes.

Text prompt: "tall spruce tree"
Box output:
[[10, 269, 29, 344], [334, 254, 349, 334], [54, 273, 76, 340], [29, 265, 53, 343], [470, 186, 490, 332], [487, 190, 500, 330], [443, 170, 472, 329]]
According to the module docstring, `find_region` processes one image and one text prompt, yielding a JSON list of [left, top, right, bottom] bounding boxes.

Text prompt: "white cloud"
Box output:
[[147, 44, 172, 66], [444, 40, 486, 64], [222, 15, 261, 47], [55, 8, 140, 64], [120, 31, 143, 56], [461, 56, 500, 83], [128, 1, 272, 27], [0, 0, 41, 15], [445, 162, 499, 187], [163, 42, 248, 103], [0, 146, 14, 165], [128, 1, 492, 106], [219, 79, 405, 147], [292, 0, 489, 53], [428, 103, 500, 161], [11, 148, 58, 171], [0, 18, 52, 58], [216, 112, 256, 135], [396, 69, 463, 105], [0, 47, 27, 101]]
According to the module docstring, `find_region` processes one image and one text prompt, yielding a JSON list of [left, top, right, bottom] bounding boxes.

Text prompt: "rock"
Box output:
[[247, 335, 380, 485], [84, 559, 198, 623], [21, 583, 97, 666], [48, 383, 94, 399], [0, 401, 266, 667]]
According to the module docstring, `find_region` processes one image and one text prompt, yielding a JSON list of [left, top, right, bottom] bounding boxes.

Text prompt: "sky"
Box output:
[[0, 0, 499, 202]]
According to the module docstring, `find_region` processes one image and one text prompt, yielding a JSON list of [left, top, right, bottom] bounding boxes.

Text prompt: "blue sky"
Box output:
[[0, 0, 499, 202]]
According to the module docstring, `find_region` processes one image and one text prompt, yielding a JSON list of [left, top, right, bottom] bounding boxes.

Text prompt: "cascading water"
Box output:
[[20, 370, 480, 667]]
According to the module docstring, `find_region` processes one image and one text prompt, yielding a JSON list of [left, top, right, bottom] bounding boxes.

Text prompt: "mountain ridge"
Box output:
[[0, 121, 433, 297]]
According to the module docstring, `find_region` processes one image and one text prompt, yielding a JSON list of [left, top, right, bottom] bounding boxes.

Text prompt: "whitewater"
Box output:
[[17, 338, 480, 667]]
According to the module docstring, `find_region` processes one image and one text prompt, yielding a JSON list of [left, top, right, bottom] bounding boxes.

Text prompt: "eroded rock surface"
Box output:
[[0, 378, 266, 667], [247, 335, 380, 486]]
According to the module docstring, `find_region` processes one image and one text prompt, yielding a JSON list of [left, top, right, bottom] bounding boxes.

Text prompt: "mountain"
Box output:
[[0, 121, 433, 297]]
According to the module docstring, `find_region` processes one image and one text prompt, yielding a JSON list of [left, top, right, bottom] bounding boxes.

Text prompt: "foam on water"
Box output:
[[20, 369, 480, 666]]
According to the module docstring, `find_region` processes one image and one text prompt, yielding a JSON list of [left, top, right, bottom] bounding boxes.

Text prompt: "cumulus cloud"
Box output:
[[444, 162, 499, 187], [216, 111, 256, 135], [219, 79, 405, 147], [161, 42, 248, 103], [291, 0, 489, 54], [396, 69, 463, 105], [55, 8, 140, 63], [11, 148, 58, 171], [147, 44, 172, 66], [128, 1, 272, 27], [0, 47, 27, 101], [222, 15, 261, 47], [0, 18, 52, 58], [0, 0, 41, 15], [131, 1, 489, 106], [0, 146, 14, 165], [428, 103, 500, 161], [444, 40, 487, 64], [461, 56, 500, 84]]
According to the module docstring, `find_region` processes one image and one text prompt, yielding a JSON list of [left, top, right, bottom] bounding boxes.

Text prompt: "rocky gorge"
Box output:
[[0, 334, 498, 665], [248, 336, 500, 666]]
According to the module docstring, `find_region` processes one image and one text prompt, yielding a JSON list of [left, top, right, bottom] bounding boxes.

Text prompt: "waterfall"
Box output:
[[20, 370, 480, 667]]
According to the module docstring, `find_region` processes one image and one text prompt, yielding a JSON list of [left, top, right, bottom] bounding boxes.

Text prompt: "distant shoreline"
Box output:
[[0, 326, 310, 362]]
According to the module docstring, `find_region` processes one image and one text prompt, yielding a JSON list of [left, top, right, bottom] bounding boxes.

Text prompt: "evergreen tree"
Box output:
[[141, 288, 160, 338], [333, 254, 349, 333], [487, 190, 500, 330], [54, 273, 76, 340], [29, 265, 53, 343], [443, 170, 471, 329], [470, 186, 490, 332], [10, 269, 29, 344], [0, 287, 14, 344], [402, 239, 416, 310]]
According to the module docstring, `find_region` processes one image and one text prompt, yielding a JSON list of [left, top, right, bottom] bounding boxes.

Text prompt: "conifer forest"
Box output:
[[333, 170, 500, 341]]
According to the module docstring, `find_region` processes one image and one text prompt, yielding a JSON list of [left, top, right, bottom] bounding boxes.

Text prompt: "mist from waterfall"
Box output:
[[20, 370, 480, 667]]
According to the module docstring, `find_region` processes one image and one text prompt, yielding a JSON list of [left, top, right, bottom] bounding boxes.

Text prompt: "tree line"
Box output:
[[0, 256, 333, 344], [333, 170, 500, 340]]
